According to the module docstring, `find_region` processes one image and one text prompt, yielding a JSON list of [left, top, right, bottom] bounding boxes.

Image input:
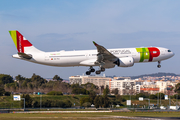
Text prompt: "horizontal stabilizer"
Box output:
[[18, 52, 32, 59]]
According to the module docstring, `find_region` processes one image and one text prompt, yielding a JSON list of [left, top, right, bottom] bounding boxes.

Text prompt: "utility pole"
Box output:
[[176, 94, 178, 107], [21, 98, 25, 110], [160, 93, 161, 106]]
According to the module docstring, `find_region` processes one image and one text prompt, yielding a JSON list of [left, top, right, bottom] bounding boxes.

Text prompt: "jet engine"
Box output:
[[114, 57, 134, 67]]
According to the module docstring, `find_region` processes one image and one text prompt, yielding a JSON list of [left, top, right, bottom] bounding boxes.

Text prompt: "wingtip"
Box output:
[[93, 41, 98, 46]]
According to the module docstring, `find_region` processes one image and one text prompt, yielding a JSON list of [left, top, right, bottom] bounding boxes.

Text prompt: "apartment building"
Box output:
[[69, 75, 111, 87], [106, 79, 137, 95]]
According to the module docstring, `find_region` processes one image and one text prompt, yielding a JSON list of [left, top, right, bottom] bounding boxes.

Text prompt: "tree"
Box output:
[[89, 91, 97, 104], [103, 85, 110, 96], [174, 83, 180, 94], [31, 74, 47, 88], [21, 94, 33, 108], [0, 87, 5, 96], [135, 93, 149, 100], [149, 94, 157, 99], [0, 74, 14, 84], [111, 88, 119, 95], [53, 75, 63, 81], [116, 94, 126, 102], [103, 96, 110, 108], [155, 93, 165, 99], [94, 95, 100, 108], [72, 88, 89, 95], [80, 97, 90, 106], [15, 74, 25, 81], [47, 91, 63, 95]]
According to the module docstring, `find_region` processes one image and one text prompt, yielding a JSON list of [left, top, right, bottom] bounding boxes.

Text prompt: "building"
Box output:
[[69, 75, 111, 87], [106, 79, 137, 95], [140, 85, 159, 94]]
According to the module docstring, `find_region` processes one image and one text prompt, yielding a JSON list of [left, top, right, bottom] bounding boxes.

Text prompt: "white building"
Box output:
[[69, 75, 111, 87], [106, 79, 137, 95], [156, 81, 177, 93]]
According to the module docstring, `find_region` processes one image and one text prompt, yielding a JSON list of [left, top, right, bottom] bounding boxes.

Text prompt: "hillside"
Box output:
[[130, 72, 179, 79]]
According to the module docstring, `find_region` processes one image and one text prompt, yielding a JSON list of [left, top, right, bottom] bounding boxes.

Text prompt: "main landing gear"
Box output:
[[86, 66, 95, 75], [86, 66, 105, 75], [157, 61, 161, 68]]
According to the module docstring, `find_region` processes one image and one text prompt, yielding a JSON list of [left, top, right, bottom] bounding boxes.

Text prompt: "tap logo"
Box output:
[[136, 47, 160, 62]]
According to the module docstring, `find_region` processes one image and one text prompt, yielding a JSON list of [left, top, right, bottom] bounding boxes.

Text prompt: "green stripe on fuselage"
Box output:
[[136, 48, 150, 62]]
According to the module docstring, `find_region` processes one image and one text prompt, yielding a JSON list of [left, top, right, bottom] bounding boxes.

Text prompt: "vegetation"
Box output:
[[47, 91, 63, 95]]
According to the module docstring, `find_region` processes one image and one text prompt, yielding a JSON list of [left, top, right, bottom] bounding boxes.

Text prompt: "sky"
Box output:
[[0, 0, 180, 79]]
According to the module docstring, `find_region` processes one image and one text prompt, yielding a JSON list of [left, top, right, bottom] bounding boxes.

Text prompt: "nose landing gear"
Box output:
[[157, 61, 161, 68]]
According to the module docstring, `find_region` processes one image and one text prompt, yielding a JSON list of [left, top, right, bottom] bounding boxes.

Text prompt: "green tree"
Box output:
[[89, 91, 97, 104], [103, 85, 110, 96], [71, 84, 81, 89], [31, 74, 47, 88], [103, 96, 110, 108], [174, 83, 180, 94], [80, 97, 90, 106], [149, 94, 157, 99], [15, 74, 25, 81], [0, 87, 5, 96], [111, 88, 119, 95], [94, 95, 105, 108], [22, 81, 27, 88], [21, 94, 33, 108], [72, 88, 89, 95], [155, 93, 165, 99], [0, 74, 14, 84], [135, 93, 149, 99], [116, 94, 126, 102], [94, 95, 100, 108], [47, 91, 63, 95], [53, 75, 63, 81]]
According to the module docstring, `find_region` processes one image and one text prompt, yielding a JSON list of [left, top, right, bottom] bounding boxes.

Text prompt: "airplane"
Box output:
[[9, 30, 174, 75]]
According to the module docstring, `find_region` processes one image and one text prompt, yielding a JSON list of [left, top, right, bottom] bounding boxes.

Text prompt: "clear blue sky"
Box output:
[[0, 0, 180, 79]]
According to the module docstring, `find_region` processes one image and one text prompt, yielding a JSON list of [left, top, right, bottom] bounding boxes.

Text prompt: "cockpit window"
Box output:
[[168, 50, 171, 52]]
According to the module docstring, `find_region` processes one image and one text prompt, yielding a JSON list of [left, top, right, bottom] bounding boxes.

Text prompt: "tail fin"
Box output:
[[9, 30, 43, 53]]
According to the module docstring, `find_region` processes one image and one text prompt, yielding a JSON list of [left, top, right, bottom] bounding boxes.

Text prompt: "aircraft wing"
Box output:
[[93, 41, 118, 64]]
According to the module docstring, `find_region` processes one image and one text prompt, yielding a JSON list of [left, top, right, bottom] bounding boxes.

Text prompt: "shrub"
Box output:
[[47, 91, 63, 95]]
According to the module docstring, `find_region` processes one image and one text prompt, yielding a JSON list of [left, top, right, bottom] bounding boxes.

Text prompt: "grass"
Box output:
[[0, 95, 89, 108], [0, 111, 180, 120], [0, 94, 179, 109]]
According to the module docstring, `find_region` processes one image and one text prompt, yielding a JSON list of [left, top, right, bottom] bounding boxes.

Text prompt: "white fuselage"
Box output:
[[13, 47, 174, 68]]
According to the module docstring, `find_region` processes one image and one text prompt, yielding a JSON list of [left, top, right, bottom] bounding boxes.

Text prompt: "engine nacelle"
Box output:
[[114, 57, 134, 67]]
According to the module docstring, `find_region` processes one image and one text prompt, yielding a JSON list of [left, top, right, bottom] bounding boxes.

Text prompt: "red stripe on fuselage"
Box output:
[[148, 47, 160, 61]]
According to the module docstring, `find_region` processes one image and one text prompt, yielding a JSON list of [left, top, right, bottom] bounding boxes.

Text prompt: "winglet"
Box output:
[[93, 41, 98, 46]]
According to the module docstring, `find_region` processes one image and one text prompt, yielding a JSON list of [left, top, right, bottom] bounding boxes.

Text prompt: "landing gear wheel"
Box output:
[[90, 68, 95, 72], [157, 61, 161, 68], [86, 71, 91, 75], [157, 65, 161, 68], [96, 70, 101, 74], [101, 67, 105, 72]]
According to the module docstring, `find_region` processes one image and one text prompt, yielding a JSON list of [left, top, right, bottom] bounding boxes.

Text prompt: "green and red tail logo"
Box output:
[[136, 47, 160, 62], [9, 30, 32, 53]]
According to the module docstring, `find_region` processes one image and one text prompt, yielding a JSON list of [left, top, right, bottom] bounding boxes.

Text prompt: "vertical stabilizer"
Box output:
[[9, 30, 43, 53]]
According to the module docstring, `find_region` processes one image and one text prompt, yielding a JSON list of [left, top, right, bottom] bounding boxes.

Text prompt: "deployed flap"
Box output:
[[18, 52, 32, 59], [93, 41, 117, 63]]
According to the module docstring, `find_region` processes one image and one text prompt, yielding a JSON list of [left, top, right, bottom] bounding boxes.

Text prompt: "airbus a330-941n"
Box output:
[[9, 30, 174, 75]]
